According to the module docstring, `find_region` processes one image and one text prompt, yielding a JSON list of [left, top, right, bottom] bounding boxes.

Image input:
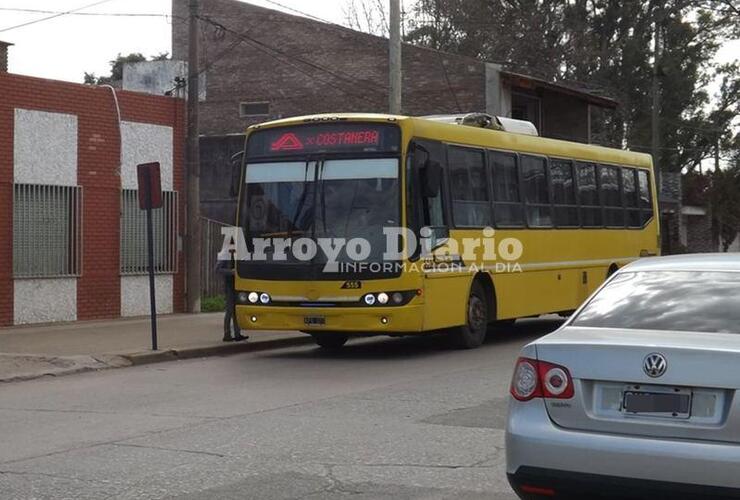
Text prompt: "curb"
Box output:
[[0, 335, 313, 383], [120, 335, 314, 366]]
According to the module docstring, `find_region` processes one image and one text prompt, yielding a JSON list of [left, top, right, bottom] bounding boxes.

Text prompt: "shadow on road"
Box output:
[[261, 316, 565, 362]]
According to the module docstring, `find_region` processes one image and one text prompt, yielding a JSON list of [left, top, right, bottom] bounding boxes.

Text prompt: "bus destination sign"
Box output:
[[247, 123, 400, 157]]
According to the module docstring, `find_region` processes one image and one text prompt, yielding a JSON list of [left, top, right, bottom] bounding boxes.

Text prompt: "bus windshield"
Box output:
[[242, 158, 400, 268]]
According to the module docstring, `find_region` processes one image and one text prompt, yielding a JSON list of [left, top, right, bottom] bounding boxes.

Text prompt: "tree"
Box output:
[[709, 163, 740, 251], [380, 0, 739, 173], [84, 52, 170, 85]]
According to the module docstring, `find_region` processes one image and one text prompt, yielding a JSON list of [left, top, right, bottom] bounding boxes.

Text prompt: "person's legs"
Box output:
[[230, 290, 248, 341], [223, 278, 234, 342]]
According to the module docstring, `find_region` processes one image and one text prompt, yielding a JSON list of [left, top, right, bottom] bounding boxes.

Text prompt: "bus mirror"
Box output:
[[229, 151, 244, 198], [422, 160, 442, 198]]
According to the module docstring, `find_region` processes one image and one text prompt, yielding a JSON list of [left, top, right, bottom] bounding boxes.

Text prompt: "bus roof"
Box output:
[[247, 113, 653, 169]]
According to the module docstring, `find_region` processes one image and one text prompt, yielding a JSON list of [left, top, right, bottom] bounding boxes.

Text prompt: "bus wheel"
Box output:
[[312, 333, 349, 350], [450, 281, 488, 349]]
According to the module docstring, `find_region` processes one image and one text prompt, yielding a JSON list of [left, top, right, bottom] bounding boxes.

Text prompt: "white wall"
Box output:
[[13, 109, 79, 325], [121, 275, 174, 317], [120, 121, 175, 316], [120, 121, 173, 190], [14, 279, 77, 325], [14, 109, 78, 186]]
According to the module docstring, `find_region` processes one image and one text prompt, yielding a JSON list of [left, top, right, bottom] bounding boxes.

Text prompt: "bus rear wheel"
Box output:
[[311, 333, 349, 350], [450, 281, 488, 349]]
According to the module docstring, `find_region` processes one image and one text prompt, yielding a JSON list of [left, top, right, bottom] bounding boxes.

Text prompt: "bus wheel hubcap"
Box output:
[[469, 296, 485, 331]]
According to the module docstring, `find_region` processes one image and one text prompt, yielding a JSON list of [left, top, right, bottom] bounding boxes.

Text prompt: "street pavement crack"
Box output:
[[111, 442, 226, 458]]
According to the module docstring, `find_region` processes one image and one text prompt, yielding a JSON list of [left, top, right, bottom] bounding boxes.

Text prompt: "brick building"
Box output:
[[0, 66, 186, 326], [162, 0, 618, 222]]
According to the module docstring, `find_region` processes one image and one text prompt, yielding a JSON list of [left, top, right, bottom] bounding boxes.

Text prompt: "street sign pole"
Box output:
[[145, 177, 158, 351], [137, 162, 163, 351]]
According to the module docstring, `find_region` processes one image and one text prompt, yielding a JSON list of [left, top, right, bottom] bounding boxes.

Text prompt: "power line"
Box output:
[[256, 0, 335, 25], [0, 0, 116, 33], [196, 14, 385, 106], [0, 7, 170, 18]]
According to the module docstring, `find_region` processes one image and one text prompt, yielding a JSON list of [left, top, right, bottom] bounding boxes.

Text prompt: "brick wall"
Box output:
[[0, 72, 186, 326], [172, 0, 486, 136]]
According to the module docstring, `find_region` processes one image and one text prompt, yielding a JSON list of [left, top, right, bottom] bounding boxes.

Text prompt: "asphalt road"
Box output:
[[0, 318, 563, 500]]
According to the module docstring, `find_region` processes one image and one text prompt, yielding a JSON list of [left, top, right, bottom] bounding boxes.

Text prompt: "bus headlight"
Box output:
[[238, 292, 250, 304], [377, 292, 389, 305], [248, 292, 259, 304], [363, 294, 376, 305], [259, 293, 271, 304], [391, 292, 404, 304]]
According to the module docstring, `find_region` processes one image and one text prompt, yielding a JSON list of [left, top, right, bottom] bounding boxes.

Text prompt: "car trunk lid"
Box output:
[[535, 327, 740, 444]]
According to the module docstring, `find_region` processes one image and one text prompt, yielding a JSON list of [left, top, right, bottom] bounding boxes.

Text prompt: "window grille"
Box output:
[[120, 189, 178, 275], [13, 184, 82, 278]]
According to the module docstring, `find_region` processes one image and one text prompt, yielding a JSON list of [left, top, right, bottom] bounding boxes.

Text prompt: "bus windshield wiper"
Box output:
[[287, 160, 312, 240]]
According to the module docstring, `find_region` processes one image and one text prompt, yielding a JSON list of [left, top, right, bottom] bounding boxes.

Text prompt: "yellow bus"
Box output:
[[232, 113, 659, 349]]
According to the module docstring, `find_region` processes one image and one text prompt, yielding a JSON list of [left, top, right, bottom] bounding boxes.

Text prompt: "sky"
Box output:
[[0, 0, 737, 89], [0, 0, 348, 82]]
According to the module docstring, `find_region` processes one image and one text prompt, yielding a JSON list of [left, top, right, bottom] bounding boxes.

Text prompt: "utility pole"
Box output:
[[186, 0, 201, 313], [389, 0, 402, 114], [651, 6, 662, 194]]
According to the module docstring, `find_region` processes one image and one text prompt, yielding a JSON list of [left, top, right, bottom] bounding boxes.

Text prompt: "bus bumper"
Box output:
[[235, 304, 425, 333]]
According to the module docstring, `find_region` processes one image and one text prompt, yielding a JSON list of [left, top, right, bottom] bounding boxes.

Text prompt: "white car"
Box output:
[[506, 254, 740, 499]]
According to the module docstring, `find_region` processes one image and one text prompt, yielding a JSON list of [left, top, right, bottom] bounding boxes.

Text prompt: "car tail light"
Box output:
[[510, 357, 574, 401]]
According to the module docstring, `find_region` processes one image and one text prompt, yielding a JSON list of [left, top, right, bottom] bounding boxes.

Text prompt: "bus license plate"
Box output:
[[304, 316, 326, 326]]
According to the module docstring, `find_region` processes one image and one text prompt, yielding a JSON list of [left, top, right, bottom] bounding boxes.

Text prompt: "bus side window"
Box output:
[[576, 162, 602, 227], [490, 152, 525, 227], [623, 167, 641, 227], [521, 155, 552, 228], [448, 146, 491, 227], [550, 159, 579, 227], [600, 164, 624, 228], [637, 169, 653, 225], [410, 139, 446, 229]]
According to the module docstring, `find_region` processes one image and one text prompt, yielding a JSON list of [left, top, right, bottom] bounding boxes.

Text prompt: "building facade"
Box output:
[[162, 0, 618, 223], [0, 70, 187, 326]]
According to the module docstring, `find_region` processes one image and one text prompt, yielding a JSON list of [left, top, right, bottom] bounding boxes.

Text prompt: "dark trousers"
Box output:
[[224, 279, 240, 336]]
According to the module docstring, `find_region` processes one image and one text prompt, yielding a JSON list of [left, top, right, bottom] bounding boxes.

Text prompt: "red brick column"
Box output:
[[76, 86, 122, 320], [0, 77, 14, 326]]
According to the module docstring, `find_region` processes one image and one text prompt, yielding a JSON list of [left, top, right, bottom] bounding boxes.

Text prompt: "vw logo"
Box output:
[[643, 353, 667, 378]]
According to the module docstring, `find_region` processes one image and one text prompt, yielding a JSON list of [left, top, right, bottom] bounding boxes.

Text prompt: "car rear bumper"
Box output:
[[506, 399, 740, 496], [507, 467, 740, 500]]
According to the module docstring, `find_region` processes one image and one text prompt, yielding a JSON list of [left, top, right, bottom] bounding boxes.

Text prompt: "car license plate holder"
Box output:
[[303, 316, 326, 327], [622, 386, 692, 419]]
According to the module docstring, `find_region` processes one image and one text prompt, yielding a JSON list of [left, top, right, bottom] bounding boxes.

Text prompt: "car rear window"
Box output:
[[572, 271, 740, 334]]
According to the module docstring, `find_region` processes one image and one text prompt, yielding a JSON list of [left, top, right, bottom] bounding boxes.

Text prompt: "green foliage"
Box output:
[[709, 163, 740, 251], [403, 0, 739, 173], [83, 52, 170, 85], [201, 295, 226, 313]]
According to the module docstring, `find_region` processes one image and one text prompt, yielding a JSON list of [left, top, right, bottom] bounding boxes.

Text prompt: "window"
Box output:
[[521, 155, 552, 227], [573, 271, 740, 334], [239, 101, 270, 117], [120, 190, 179, 274], [490, 152, 524, 227], [13, 184, 82, 278], [576, 162, 602, 227], [550, 159, 579, 227], [409, 140, 445, 229], [622, 168, 641, 227], [448, 146, 491, 227], [638, 169, 654, 225], [511, 92, 541, 132], [600, 165, 624, 227]]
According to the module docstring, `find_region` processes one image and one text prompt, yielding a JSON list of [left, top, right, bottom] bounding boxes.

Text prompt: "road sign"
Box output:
[[136, 162, 162, 351]]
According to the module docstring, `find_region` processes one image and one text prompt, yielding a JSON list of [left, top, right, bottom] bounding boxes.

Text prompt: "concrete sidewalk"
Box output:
[[0, 314, 311, 383]]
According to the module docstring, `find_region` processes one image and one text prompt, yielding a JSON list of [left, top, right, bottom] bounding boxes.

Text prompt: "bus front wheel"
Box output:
[[311, 333, 349, 350], [450, 281, 488, 349]]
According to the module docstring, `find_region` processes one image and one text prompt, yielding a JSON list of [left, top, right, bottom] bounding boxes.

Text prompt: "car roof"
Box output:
[[622, 253, 740, 273]]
